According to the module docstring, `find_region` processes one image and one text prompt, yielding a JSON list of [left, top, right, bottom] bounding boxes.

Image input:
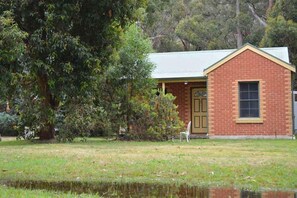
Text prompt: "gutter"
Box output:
[[156, 77, 207, 83]]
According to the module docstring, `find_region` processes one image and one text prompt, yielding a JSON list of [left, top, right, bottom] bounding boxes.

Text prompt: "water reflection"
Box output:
[[2, 180, 296, 198]]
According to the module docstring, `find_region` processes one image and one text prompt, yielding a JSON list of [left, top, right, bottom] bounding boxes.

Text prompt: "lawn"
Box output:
[[0, 138, 296, 192]]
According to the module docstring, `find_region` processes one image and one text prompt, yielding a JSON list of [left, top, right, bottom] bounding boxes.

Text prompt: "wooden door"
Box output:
[[191, 88, 207, 134]]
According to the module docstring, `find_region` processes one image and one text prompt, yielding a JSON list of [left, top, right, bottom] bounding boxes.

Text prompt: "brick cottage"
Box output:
[[149, 44, 296, 139]]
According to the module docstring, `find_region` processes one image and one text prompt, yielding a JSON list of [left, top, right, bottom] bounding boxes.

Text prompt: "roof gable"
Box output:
[[203, 44, 295, 75]]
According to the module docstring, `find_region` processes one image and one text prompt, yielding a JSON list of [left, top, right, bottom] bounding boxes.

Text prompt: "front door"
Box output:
[[191, 88, 207, 134]]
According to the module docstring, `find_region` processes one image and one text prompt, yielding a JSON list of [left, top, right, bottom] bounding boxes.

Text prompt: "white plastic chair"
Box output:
[[24, 126, 35, 140], [180, 121, 191, 142]]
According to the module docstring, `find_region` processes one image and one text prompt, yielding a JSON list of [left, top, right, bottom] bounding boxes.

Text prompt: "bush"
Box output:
[[126, 92, 184, 141], [56, 100, 103, 142], [0, 112, 18, 136]]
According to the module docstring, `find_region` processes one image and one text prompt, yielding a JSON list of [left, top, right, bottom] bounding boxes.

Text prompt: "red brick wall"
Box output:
[[158, 82, 206, 126], [208, 49, 293, 137]]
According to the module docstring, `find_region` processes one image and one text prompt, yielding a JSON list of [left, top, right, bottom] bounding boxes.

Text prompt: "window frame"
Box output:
[[236, 80, 263, 124], [239, 81, 260, 118]]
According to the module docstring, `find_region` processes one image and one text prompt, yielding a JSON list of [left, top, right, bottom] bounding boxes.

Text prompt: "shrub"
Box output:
[[126, 91, 184, 141], [56, 100, 102, 142], [0, 112, 18, 136]]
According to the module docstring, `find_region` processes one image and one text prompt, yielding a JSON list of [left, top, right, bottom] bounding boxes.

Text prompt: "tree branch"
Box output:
[[247, 3, 267, 27], [268, 0, 274, 11]]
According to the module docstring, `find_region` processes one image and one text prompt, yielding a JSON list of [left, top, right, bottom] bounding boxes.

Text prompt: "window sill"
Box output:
[[236, 118, 263, 124]]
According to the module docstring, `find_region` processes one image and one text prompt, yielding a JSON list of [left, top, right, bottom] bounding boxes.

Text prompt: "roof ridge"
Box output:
[[149, 49, 236, 55], [149, 46, 289, 56]]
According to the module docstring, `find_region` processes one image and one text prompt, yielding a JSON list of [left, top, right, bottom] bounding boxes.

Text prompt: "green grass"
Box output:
[[0, 138, 296, 191], [0, 185, 99, 197]]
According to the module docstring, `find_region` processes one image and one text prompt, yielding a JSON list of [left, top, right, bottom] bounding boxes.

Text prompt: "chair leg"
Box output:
[[180, 133, 182, 142], [186, 135, 189, 142]]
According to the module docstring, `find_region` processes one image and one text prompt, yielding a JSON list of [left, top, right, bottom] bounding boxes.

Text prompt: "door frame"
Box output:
[[190, 87, 208, 134]]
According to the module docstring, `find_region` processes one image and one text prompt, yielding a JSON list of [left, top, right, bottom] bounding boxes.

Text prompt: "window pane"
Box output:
[[250, 109, 259, 117], [240, 83, 249, 91], [249, 83, 258, 91], [249, 91, 259, 99], [240, 109, 249, 117], [240, 92, 248, 99], [250, 101, 259, 108], [240, 101, 249, 108]]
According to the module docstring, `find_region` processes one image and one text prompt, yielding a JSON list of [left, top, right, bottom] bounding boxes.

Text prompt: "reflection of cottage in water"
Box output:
[[209, 188, 295, 198], [293, 91, 297, 135]]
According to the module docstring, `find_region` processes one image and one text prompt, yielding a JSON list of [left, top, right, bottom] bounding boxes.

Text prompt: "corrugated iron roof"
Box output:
[[149, 46, 291, 79]]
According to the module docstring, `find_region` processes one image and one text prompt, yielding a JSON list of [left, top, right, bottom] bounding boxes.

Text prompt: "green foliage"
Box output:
[[176, 15, 221, 50], [124, 91, 183, 141], [0, 112, 18, 136], [261, 16, 297, 64], [56, 99, 103, 142], [261, 0, 297, 66], [269, 0, 297, 22], [0, 1, 147, 140], [0, 11, 26, 66], [95, 24, 183, 141], [143, 0, 269, 51], [118, 24, 155, 85], [0, 11, 27, 98], [142, 0, 186, 51], [145, 92, 184, 141], [97, 24, 156, 138]]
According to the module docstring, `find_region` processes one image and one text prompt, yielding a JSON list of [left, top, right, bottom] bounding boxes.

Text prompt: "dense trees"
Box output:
[[0, 1, 146, 140], [143, 0, 274, 51], [96, 24, 155, 137], [261, 0, 297, 66], [0, 11, 27, 111], [0, 1, 182, 141]]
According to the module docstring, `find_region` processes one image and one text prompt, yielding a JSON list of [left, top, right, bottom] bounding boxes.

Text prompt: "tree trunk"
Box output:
[[39, 123, 55, 140], [236, 0, 243, 48], [180, 38, 189, 51], [247, 3, 267, 27], [268, 0, 274, 11], [126, 82, 131, 134], [6, 98, 10, 112], [37, 73, 58, 140], [34, 4, 56, 140]]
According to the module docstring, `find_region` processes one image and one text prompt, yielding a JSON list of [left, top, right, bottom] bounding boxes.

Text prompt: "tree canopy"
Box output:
[[142, 0, 272, 51], [261, 0, 297, 66], [0, 11, 27, 101], [97, 24, 155, 137], [0, 0, 146, 139]]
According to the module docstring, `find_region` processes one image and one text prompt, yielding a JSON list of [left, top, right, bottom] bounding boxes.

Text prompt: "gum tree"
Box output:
[[0, 11, 27, 111], [0, 0, 146, 140], [98, 24, 155, 136], [261, 0, 297, 65]]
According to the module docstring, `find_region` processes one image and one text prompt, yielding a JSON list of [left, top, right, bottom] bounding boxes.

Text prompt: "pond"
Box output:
[[2, 180, 297, 198]]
